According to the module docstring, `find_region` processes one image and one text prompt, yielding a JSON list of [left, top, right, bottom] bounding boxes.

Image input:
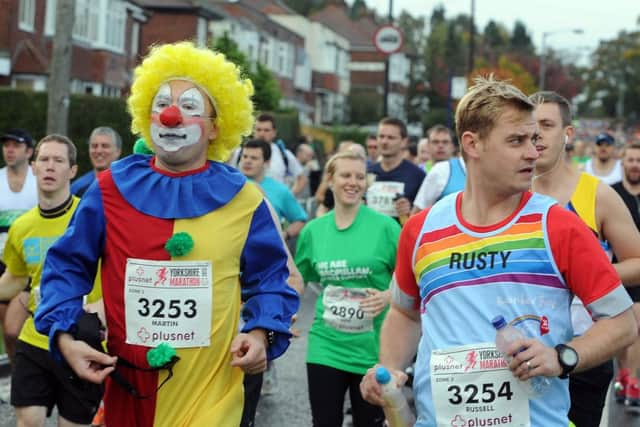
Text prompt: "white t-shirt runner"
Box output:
[[124, 258, 212, 348]]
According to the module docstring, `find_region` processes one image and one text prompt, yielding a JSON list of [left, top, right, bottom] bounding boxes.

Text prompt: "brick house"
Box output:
[[266, 2, 350, 125], [0, 0, 147, 96], [310, 2, 411, 123], [210, 0, 314, 124], [133, 0, 223, 53]]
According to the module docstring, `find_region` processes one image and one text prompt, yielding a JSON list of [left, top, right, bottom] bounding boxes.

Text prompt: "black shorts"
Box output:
[[11, 340, 103, 424]]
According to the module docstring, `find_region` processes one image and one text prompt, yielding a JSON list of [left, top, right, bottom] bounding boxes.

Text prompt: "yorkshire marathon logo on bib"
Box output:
[[367, 181, 404, 217], [431, 343, 530, 427], [124, 258, 212, 348]]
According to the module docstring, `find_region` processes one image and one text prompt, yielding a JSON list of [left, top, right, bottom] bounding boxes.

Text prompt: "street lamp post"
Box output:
[[539, 28, 583, 90], [383, 0, 393, 117]]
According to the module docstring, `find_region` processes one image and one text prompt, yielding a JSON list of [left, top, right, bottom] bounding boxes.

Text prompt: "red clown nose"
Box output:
[[159, 105, 183, 127]]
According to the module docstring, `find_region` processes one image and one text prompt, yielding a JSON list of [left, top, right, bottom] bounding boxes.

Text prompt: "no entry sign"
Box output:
[[374, 25, 403, 54]]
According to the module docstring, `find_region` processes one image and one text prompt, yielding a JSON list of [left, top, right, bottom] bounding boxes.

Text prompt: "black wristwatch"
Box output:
[[555, 344, 579, 379], [266, 330, 275, 347]]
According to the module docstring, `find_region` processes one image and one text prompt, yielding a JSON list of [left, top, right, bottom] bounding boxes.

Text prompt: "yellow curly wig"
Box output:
[[127, 41, 255, 162]]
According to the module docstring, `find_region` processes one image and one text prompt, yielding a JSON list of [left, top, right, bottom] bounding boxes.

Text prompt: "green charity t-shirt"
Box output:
[[295, 205, 401, 374]]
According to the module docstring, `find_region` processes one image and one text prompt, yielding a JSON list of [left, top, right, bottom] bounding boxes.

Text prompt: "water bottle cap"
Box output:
[[375, 366, 391, 385], [491, 315, 507, 329]]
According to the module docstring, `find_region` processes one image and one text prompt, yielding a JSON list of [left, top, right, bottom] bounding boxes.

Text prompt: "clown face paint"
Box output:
[[150, 82, 213, 153]]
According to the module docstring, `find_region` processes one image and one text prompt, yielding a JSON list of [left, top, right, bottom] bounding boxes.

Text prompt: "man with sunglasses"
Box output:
[[584, 132, 623, 185]]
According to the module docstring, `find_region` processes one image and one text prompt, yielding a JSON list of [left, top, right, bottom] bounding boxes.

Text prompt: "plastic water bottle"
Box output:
[[492, 315, 552, 397], [375, 366, 416, 427]]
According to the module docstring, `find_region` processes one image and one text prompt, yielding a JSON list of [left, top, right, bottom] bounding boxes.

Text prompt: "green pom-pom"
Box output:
[[147, 343, 177, 368], [133, 138, 154, 155], [164, 232, 194, 257]]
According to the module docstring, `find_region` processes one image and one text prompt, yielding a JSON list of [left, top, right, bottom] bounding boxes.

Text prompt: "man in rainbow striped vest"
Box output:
[[360, 76, 637, 427]]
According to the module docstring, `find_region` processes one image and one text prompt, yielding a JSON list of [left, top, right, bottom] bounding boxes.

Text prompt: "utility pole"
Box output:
[[468, 0, 475, 75], [382, 0, 393, 117], [47, 0, 76, 135], [539, 28, 583, 90]]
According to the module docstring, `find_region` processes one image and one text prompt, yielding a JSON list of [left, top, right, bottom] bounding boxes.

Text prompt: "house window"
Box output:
[[196, 18, 207, 47], [131, 22, 140, 57], [105, 0, 125, 51], [259, 38, 270, 66], [44, 0, 56, 36], [74, 0, 94, 42], [277, 44, 285, 75], [18, 0, 36, 32]]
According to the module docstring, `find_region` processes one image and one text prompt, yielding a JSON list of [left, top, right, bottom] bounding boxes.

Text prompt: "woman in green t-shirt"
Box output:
[[295, 150, 401, 427]]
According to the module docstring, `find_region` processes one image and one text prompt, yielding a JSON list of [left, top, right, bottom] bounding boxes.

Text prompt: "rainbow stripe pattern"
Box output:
[[414, 203, 565, 309]]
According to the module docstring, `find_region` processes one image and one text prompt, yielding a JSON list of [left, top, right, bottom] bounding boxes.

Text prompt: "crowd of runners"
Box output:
[[0, 41, 639, 427]]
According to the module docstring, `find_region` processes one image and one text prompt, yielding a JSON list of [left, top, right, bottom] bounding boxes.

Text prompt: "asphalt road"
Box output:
[[0, 287, 637, 426]]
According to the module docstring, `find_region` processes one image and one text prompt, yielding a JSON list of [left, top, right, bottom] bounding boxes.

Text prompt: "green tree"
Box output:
[[471, 55, 537, 95], [397, 10, 425, 56], [212, 33, 281, 112], [484, 20, 509, 49], [482, 20, 509, 63], [252, 62, 281, 112], [349, 0, 367, 19], [283, 0, 327, 16], [509, 21, 535, 54], [397, 10, 428, 123], [422, 7, 468, 108], [578, 29, 640, 119], [348, 88, 383, 125]]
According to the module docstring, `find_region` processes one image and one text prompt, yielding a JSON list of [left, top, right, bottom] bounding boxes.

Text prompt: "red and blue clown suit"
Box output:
[[35, 154, 299, 427]]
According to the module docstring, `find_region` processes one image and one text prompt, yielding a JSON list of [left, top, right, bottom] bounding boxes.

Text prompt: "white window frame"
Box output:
[[130, 22, 140, 57], [196, 17, 207, 47], [104, 0, 125, 52], [44, 0, 56, 36], [18, 0, 36, 32]]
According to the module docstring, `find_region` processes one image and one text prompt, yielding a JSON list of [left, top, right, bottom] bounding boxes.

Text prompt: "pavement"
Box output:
[[0, 288, 637, 426]]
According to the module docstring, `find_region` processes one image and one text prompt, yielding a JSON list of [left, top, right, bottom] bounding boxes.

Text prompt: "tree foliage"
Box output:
[[578, 29, 640, 120], [509, 21, 535, 54], [212, 33, 281, 112], [282, 0, 327, 16], [393, 4, 588, 127], [471, 55, 537, 95]]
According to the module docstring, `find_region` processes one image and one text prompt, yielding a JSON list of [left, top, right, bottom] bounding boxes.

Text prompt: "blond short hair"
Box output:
[[325, 150, 367, 177], [455, 76, 534, 143]]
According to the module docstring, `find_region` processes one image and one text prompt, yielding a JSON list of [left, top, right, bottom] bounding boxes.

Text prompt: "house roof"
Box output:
[[309, 3, 378, 51], [215, 1, 303, 43], [131, 0, 224, 19], [209, 0, 295, 15]]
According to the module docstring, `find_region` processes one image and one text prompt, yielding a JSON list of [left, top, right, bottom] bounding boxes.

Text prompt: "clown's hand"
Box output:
[[58, 332, 116, 384], [230, 330, 267, 374]]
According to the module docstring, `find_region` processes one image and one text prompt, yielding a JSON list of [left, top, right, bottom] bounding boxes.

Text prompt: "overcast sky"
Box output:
[[359, 0, 639, 59]]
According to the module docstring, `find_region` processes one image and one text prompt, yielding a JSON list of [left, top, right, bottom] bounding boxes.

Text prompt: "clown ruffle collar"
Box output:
[[110, 154, 246, 219]]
